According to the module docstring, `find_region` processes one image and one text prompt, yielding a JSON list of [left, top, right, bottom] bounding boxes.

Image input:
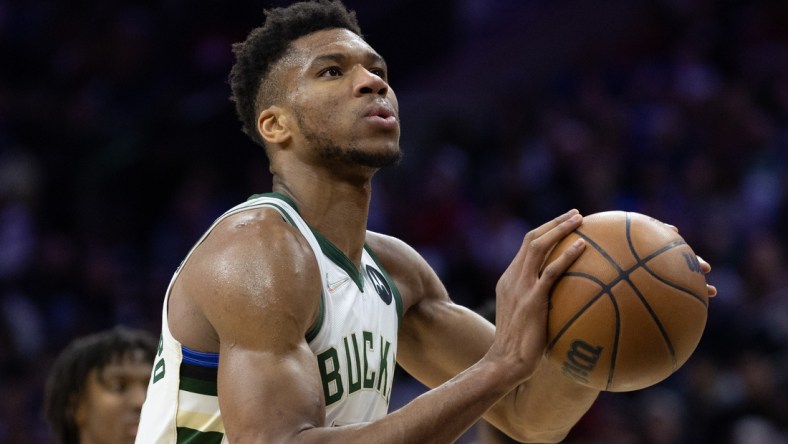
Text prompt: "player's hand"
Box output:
[[664, 224, 716, 298], [697, 256, 717, 298], [488, 209, 586, 382]]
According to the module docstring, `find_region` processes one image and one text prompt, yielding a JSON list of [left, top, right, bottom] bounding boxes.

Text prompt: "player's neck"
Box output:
[[273, 170, 372, 267]]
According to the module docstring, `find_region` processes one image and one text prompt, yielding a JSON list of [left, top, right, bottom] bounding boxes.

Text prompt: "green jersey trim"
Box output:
[[310, 230, 365, 291], [305, 293, 325, 342], [246, 192, 325, 342], [244, 192, 400, 336], [249, 192, 367, 292], [248, 191, 297, 209], [364, 244, 404, 328]]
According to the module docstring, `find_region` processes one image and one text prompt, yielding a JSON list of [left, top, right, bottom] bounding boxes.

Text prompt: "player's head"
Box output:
[[44, 326, 157, 444], [229, 0, 362, 149]]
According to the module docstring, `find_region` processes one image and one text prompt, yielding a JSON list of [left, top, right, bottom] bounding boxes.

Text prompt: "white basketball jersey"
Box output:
[[136, 193, 402, 443]]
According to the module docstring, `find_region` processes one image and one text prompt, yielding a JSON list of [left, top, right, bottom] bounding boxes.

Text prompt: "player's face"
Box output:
[[74, 352, 151, 444], [280, 28, 401, 169]]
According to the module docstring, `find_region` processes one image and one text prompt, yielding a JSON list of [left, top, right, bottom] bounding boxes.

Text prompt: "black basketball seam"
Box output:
[[642, 264, 708, 306], [639, 244, 708, 307], [626, 214, 678, 368], [549, 213, 705, 386], [546, 271, 621, 390], [570, 225, 627, 388], [606, 291, 621, 391], [575, 230, 625, 273], [623, 277, 678, 368], [548, 224, 628, 354], [546, 272, 608, 351]]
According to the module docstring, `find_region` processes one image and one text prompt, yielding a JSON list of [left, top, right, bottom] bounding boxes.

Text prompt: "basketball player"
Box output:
[[45, 326, 157, 444], [136, 1, 716, 442]]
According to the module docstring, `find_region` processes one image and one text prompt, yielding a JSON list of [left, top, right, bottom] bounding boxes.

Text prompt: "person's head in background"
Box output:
[[44, 326, 157, 444]]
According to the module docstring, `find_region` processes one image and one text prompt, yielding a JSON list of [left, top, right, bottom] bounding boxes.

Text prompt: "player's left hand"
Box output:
[[664, 223, 716, 298], [696, 256, 717, 298]]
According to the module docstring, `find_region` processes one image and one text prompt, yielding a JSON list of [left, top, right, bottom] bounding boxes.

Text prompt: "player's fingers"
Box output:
[[537, 209, 580, 237], [697, 256, 711, 273], [696, 256, 716, 297], [522, 210, 581, 252], [538, 238, 586, 286], [521, 209, 580, 250], [519, 212, 583, 268]]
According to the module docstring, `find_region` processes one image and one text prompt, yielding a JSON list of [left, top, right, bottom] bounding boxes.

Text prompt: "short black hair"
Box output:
[[229, 0, 362, 148], [44, 326, 157, 444]]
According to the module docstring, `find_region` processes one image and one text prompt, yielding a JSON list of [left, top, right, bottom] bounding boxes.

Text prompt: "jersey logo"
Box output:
[[366, 265, 392, 305], [327, 276, 351, 294]]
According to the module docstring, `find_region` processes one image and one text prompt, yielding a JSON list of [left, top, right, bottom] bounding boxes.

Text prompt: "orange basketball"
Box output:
[[545, 211, 709, 392]]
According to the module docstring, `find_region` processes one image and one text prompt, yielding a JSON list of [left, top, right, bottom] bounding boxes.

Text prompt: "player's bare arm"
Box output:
[[373, 209, 599, 443], [168, 208, 328, 440], [168, 208, 584, 443]]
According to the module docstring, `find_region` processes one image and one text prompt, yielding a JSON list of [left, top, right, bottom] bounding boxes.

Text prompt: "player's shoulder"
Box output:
[[186, 205, 321, 296], [365, 231, 446, 307], [172, 205, 322, 351], [365, 231, 421, 267], [210, 205, 309, 252]]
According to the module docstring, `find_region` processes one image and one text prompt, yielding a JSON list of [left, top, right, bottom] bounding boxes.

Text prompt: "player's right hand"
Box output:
[[487, 209, 586, 382]]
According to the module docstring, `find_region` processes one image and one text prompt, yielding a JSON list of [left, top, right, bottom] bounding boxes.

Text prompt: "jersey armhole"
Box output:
[[305, 295, 325, 342], [250, 194, 326, 342], [364, 243, 404, 328]]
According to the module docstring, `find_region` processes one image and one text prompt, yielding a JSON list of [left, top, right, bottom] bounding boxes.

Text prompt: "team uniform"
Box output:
[[136, 193, 403, 443]]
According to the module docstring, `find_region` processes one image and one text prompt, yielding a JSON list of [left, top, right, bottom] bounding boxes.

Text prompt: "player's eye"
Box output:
[[320, 67, 343, 77], [105, 378, 127, 393], [369, 67, 387, 80]]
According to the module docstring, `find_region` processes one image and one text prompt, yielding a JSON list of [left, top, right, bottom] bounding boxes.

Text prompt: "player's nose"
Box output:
[[128, 382, 148, 409], [353, 67, 388, 97]]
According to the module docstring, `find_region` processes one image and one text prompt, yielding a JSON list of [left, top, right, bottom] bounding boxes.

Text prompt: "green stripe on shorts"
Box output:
[[176, 427, 223, 444], [179, 376, 218, 396]]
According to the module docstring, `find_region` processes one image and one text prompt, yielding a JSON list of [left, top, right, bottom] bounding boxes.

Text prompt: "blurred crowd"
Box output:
[[1, 0, 786, 443]]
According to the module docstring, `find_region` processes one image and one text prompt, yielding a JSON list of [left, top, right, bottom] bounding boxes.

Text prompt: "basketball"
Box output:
[[545, 211, 709, 392]]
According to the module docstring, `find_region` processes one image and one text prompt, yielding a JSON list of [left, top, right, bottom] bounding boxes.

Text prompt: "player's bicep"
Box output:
[[399, 297, 496, 388], [194, 213, 326, 441], [367, 232, 498, 392], [218, 340, 326, 442], [394, 252, 496, 389], [213, 291, 327, 442]]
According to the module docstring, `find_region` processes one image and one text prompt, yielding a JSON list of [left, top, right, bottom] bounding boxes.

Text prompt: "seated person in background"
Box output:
[[44, 326, 157, 444]]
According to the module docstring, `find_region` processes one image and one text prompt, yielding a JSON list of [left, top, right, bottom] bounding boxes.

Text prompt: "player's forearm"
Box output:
[[485, 356, 600, 443], [296, 358, 521, 444]]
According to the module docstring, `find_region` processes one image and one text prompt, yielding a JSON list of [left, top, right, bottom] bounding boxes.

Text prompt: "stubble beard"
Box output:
[[296, 112, 402, 169], [318, 141, 402, 169]]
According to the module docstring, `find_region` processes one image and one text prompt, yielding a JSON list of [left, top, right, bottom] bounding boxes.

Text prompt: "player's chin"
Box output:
[[352, 144, 402, 168], [378, 141, 402, 165], [356, 135, 401, 164]]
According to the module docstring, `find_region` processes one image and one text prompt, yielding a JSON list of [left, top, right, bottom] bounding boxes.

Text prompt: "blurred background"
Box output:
[[1, 0, 787, 442]]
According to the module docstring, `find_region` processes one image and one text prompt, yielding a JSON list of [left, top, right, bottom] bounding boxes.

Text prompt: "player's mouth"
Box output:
[[363, 105, 398, 128], [127, 415, 140, 437], [127, 422, 138, 438]]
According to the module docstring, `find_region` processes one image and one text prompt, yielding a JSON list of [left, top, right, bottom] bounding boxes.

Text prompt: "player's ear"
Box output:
[[258, 106, 291, 145], [70, 393, 88, 429]]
